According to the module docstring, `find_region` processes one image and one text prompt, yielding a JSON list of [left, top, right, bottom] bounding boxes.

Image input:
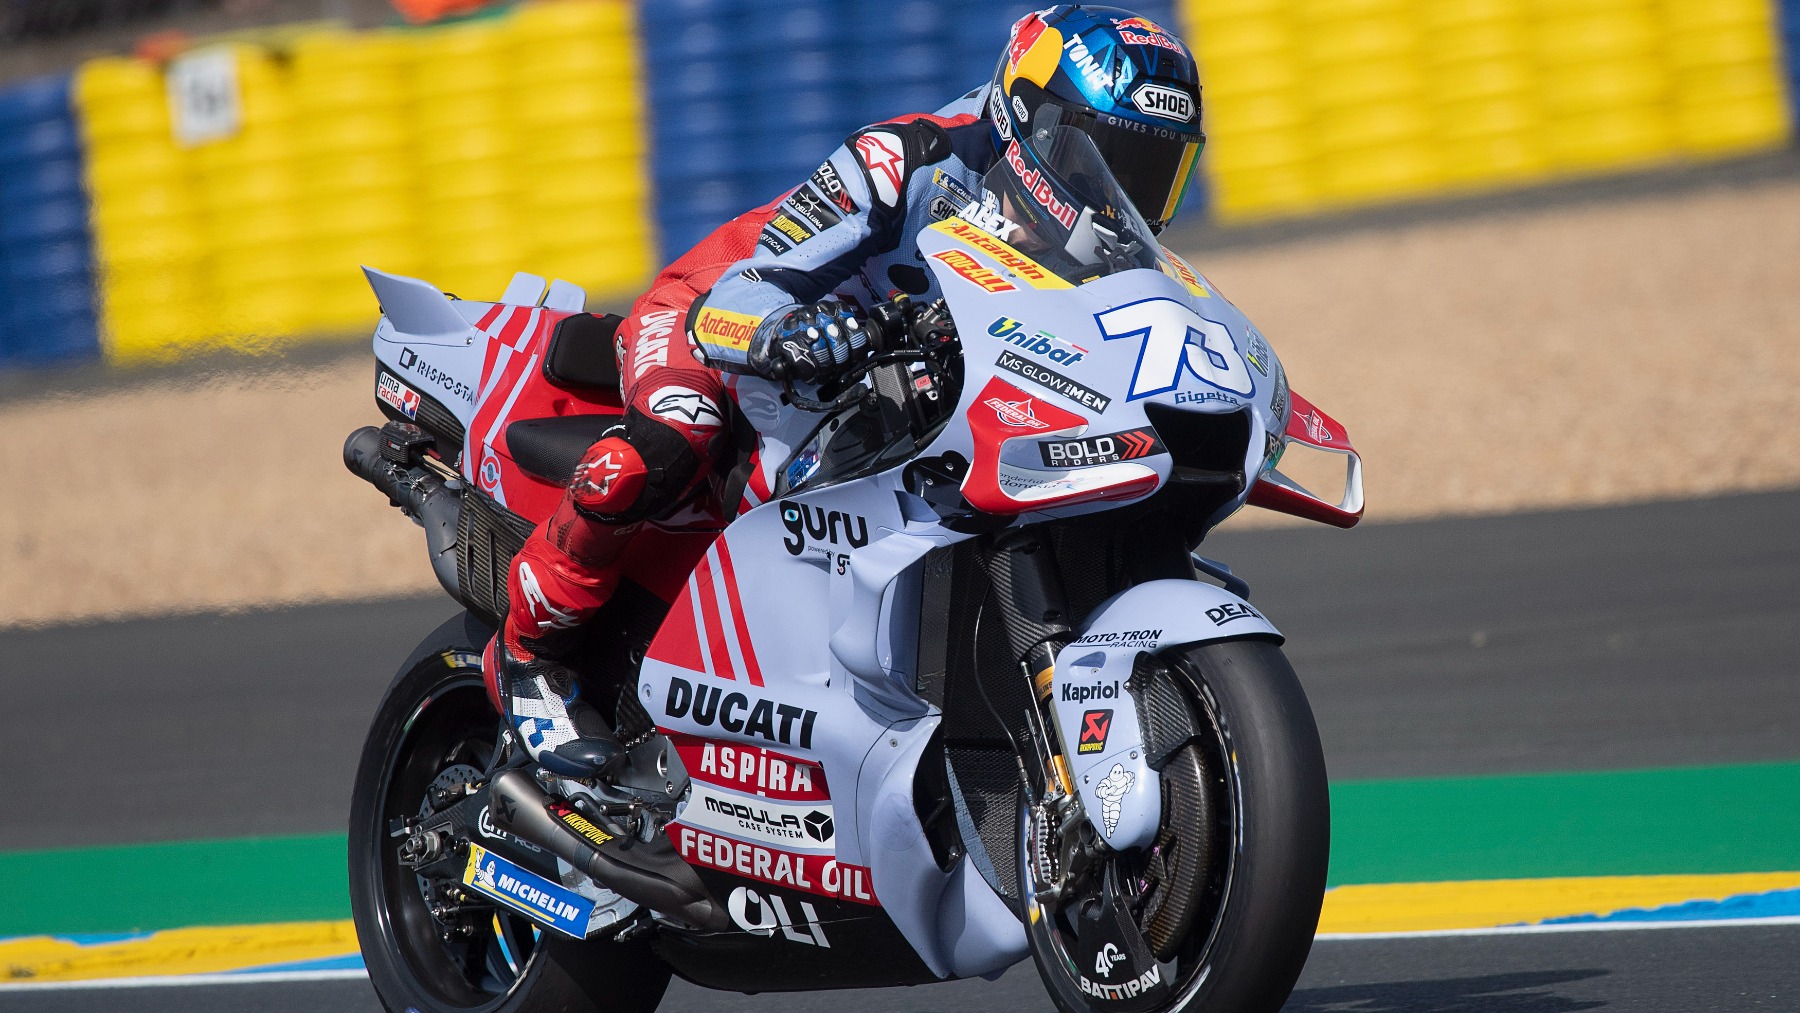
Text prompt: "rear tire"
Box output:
[[1024, 638, 1329, 1013], [348, 613, 672, 1013]]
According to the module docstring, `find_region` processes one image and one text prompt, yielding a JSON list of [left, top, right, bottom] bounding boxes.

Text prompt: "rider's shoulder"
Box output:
[[842, 112, 982, 209]]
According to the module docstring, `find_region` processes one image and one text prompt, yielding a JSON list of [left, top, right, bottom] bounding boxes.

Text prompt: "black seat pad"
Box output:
[[544, 313, 624, 392], [506, 414, 621, 485]]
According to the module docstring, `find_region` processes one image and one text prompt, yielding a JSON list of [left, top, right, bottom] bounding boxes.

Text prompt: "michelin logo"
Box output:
[[463, 844, 593, 938]]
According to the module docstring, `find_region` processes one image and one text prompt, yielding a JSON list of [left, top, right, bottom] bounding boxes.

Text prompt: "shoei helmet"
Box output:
[[987, 6, 1203, 233]]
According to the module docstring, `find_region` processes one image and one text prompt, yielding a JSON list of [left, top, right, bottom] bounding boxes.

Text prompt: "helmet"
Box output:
[[987, 6, 1203, 234]]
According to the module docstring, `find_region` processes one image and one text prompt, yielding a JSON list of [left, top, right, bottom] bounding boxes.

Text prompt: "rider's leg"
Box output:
[[488, 307, 728, 778]]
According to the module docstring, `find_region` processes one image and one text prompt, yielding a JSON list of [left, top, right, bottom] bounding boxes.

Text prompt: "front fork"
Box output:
[[979, 531, 1078, 802]]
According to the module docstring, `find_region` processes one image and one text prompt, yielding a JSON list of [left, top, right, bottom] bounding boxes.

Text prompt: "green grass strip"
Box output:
[[4, 763, 1799, 936], [0, 833, 348, 938], [1328, 761, 1800, 886]]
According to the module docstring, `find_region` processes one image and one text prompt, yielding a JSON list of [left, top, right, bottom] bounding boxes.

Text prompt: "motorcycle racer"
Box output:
[[487, 5, 1207, 779]]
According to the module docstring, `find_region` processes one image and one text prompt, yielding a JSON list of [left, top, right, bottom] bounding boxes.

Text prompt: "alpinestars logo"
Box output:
[[985, 395, 1050, 429], [649, 386, 724, 427], [854, 131, 905, 207], [570, 444, 629, 500], [517, 561, 579, 632]]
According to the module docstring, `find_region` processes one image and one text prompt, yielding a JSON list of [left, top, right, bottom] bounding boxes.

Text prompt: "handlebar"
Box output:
[[781, 296, 959, 413]]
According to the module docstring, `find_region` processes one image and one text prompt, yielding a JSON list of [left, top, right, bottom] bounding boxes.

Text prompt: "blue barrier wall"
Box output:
[[0, 73, 99, 367], [1784, 0, 1800, 117], [644, 0, 1180, 257]]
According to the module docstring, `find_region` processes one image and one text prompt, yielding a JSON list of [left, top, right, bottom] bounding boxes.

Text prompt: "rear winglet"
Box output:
[[362, 266, 474, 340]]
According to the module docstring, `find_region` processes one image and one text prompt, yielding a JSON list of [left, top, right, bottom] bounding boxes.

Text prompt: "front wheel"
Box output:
[[348, 612, 672, 1013], [1023, 638, 1330, 1013]]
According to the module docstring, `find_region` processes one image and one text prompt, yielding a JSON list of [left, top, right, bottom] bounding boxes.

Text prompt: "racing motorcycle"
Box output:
[[345, 127, 1363, 1013]]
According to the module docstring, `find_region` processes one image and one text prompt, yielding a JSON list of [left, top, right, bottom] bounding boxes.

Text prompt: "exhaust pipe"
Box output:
[[344, 426, 460, 599], [488, 769, 729, 932]]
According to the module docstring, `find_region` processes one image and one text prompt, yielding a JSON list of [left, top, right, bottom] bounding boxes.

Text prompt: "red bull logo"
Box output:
[[1114, 16, 1165, 34], [1114, 16, 1185, 54]]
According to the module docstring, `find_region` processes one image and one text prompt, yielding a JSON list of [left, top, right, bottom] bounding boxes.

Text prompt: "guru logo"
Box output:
[[779, 501, 869, 556]]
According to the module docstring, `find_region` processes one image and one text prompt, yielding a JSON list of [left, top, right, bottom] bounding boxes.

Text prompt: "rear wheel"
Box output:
[[348, 613, 671, 1013], [1023, 638, 1329, 1013]]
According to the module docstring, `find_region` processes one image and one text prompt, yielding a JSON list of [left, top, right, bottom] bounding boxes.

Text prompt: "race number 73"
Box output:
[[1095, 298, 1256, 401]]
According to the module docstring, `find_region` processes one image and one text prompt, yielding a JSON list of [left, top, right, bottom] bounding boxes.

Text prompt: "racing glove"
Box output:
[[748, 299, 870, 383]]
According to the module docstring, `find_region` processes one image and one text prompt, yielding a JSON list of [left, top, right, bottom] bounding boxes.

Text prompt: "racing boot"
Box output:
[[485, 436, 648, 779]]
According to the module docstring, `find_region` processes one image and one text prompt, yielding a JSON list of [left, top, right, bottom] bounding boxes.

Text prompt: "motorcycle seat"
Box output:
[[506, 415, 621, 485], [543, 312, 624, 393]]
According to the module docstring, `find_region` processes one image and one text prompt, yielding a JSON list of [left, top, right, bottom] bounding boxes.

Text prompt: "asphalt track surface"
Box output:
[[2, 489, 1797, 1010], [5, 488, 1797, 851], [6, 923, 1798, 1012]]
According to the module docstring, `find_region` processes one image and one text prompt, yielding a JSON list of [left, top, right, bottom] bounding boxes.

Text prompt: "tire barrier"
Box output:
[[642, 0, 1182, 257], [72, 0, 652, 364], [1181, 0, 1796, 221], [0, 0, 1794, 369], [0, 72, 100, 366]]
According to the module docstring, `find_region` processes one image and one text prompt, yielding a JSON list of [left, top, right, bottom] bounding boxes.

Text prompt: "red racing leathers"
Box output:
[[492, 90, 999, 770]]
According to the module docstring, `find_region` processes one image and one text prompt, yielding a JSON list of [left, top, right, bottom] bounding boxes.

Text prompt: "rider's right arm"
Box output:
[[687, 124, 935, 374]]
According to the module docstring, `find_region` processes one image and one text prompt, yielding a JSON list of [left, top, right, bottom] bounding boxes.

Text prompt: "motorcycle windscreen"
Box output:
[[969, 124, 1170, 287]]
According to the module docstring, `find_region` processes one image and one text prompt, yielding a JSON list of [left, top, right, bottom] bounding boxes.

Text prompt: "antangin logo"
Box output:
[[693, 306, 760, 353]]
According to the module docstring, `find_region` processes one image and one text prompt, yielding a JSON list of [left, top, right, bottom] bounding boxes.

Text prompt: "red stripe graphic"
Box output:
[[692, 551, 735, 681], [477, 306, 519, 401], [496, 305, 534, 350], [746, 451, 771, 503], [712, 539, 763, 687]]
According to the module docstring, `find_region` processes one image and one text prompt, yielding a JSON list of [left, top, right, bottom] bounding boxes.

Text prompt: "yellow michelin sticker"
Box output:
[[692, 305, 761, 355], [930, 219, 1073, 290]]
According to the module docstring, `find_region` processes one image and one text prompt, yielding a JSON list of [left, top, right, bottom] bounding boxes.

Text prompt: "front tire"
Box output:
[[348, 613, 671, 1013], [1024, 638, 1329, 1013]]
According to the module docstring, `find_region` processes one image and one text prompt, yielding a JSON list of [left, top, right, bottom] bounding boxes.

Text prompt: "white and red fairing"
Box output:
[[364, 211, 1363, 978], [366, 268, 625, 521]]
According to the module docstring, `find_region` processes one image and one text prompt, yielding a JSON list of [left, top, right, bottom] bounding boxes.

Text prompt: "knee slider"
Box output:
[[616, 407, 708, 520], [567, 435, 649, 518]]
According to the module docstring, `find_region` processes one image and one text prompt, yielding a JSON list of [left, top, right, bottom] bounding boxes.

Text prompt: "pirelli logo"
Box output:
[[1160, 248, 1211, 298], [934, 220, 1071, 290], [931, 250, 1016, 293], [693, 305, 760, 353]]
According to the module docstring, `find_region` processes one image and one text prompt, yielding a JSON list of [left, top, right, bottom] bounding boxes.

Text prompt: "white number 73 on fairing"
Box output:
[[1096, 297, 1256, 401]]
